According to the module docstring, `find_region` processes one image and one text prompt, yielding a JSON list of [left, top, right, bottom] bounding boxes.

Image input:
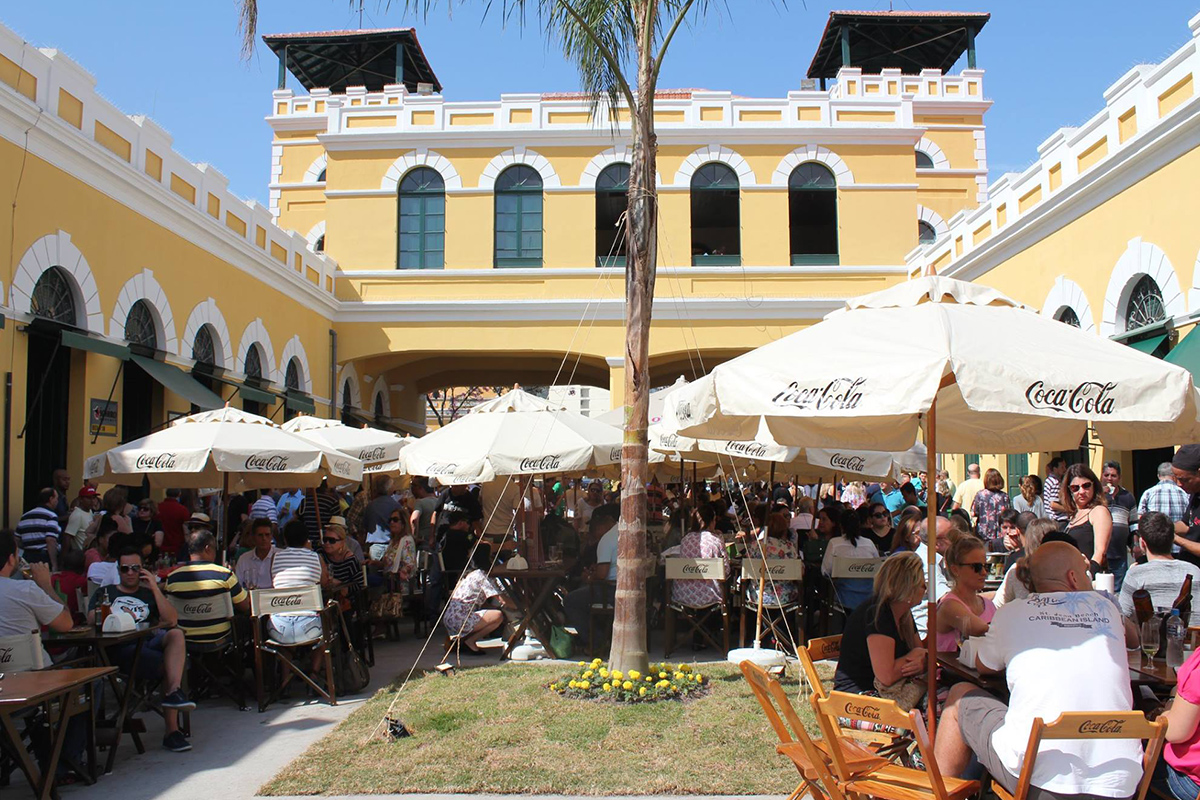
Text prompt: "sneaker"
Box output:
[[162, 731, 192, 753], [161, 690, 196, 711]]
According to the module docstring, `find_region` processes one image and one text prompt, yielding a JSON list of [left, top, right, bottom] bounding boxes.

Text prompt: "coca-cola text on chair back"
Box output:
[[665, 557, 724, 580], [249, 585, 323, 617], [168, 591, 235, 622], [0, 631, 43, 672]]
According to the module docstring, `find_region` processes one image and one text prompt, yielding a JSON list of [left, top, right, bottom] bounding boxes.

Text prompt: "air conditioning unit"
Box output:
[[800, 79, 818, 91], [417, 82, 434, 95]]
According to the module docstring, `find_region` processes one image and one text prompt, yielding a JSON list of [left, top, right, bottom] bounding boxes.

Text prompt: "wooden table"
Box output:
[[1127, 650, 1177, 688], [491, 563, 573, 659], [0, 666, 115, 800], [44, 624, 163, 773], [936, 653, 1007, 694]]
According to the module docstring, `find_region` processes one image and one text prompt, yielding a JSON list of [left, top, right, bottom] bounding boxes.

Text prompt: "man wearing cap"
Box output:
[[1171, 444, 1200, 569], [64, 486, 99, 552]]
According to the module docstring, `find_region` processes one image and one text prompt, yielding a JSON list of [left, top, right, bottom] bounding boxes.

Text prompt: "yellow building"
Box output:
[[906, 12, 1200, 495], [0, 11, 1002, 519]]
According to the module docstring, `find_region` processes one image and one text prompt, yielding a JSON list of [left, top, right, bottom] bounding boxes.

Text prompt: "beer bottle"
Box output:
[[1132, 589, 1155, 625], [1175, 574, 1193, 626]]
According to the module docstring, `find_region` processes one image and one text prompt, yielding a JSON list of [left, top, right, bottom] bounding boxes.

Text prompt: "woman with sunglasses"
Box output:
[[862, 502, 894, 553], [935, 534, 995, 653], [1062, 463, 1113, 573], [379, 510, 416, 580]]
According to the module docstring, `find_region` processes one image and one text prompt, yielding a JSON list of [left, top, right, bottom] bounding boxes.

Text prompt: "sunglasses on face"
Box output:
[[323, 537, 342, 544], [389, 516, 402, 523], [958, 561, 987, 574], [871, 512, 888, 518], [1069, 482, 1093, 493], [118, 564, 142, 573]]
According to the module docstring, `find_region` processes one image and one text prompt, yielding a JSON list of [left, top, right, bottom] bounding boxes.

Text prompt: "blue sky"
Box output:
[[2, 2, 1194, 203]]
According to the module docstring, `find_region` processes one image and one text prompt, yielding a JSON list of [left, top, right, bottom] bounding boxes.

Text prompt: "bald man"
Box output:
[[912, 516, 952, 637], [934, 542, 1141, 800]]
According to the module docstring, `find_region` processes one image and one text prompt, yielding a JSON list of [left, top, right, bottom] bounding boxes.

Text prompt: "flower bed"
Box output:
[[550, 658, 710, 702]]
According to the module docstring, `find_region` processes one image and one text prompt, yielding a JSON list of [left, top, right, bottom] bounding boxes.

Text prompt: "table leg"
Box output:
[[0, 709, 45, 799], [102, 638, 145, 774], [502, 578, 559, 659], [40, 689, 77, 800]]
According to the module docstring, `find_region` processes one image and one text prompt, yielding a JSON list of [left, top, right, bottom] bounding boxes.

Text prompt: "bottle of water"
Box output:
[[1167, 609, 1186, 669]]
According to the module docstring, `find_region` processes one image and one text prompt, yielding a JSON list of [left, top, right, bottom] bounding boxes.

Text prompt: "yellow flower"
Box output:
[[639, 686, 647, 697], [591, 658, 602, 667], [550, 683, 557, 691], [680, 664, 692, 673], [599, 668, 609, 678], [611, 670, 623, 681], [695, 673, 704, 682], [578, 661, 587, 667], [569, 680, 578, 689], [645, 675, 653, 682], [622, 681, 633, 690], [628, 670, 641, 680], [674, 672, 685, 681], [657, 679, 669, 688], [580, 681, 590, 690], [658, 672, 667, 679], [583, 670, 593, 679], [603, 682, 612, 692]]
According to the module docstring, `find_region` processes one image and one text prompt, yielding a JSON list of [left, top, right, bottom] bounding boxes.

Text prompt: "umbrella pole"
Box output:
[[769, 462, 775, 488], [925, 400, 939, 738], [219, 471, 230, 566]]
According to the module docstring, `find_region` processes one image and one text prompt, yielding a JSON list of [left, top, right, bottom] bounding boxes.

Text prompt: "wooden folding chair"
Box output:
[[663, 557, 730, 658], [249, 586, 338, 712], [815, 690, 980, 800], [740, 558, 805, 650], [740, 660, 885, 800], [991, 711, 1166, 800], [0, 632, 45, 673], [798, 636, 914, 761]]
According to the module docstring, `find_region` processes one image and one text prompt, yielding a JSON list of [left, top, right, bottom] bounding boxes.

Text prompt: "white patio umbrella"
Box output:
[[281, 415, 411, 474], [84, 406, 364, 490], [399, 388, 623, 485], [662, 275, 1200, 732]]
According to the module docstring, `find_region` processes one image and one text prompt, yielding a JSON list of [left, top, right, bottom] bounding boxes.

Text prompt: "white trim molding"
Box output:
[[10, 229, 103, 333], [578, 145, 663, 189], [1102, 237, 1187, 337], [305, 220, 326, 249], [1189, 246, 1200, 312], [477, 147, 560, 190], [235, 318, 278, 381], [674, 145, 755, 187], [1041, 276, 1097, 334], [338, 363, 362, 410], [109, 268, 178, 355], [181, 298, 234, 369], [915, 137, 949, 169], [380, 148, 462, 192], [302, 153, 327, 183], [278, 335, 313, 394], [916, 205, 949, 241], [370, 380, 391, 418], [770, 145, 855, 187]]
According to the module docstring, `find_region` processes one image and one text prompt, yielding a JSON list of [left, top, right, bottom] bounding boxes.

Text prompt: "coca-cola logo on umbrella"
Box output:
[[425, 462, 460, 476], [520, 455, 562, 471], [658, 433, 680, 449], [331, 459, 354, 475], [136, 453, 178, 470], [244, 453, 289, 471], [724, 441, 769, 458], [357, 446, 388, 461], [1025, 381, 1117, 415], [829, 453, 867, 472], [772, 378, 866, 412]]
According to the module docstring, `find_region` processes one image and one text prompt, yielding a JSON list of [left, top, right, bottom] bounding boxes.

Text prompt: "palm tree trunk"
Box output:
[[609, 15, 658, 674]]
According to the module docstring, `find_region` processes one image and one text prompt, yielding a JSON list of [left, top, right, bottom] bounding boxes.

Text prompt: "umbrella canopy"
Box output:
[[594, 375, 689, 428], [663, 276, 1200, 453], [84, 406, 363, 490], [399, 388, 623, 485], [281, 415, 411, 473]]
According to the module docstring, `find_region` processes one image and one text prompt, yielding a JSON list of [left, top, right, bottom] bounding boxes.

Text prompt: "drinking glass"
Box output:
[[1141, 619, 1161, 660]]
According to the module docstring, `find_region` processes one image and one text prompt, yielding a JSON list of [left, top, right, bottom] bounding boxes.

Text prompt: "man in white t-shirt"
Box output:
[[934, 541, 1142, 800], [952, 463, 984, 521]]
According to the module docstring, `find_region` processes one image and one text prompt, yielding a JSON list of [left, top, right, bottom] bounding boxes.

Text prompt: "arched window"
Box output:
[[340, 380, 353, 424], [398, 167, 445, 270], [918, 220, 938, 245], [244, 344, 263, 381], [690, 163, 740, 266], [1125, 275, 1166, 332], [192, 325, 217, 367], [915, 150, 935, 169], [1056, 307, 1081, 328], [124, 300, 158, 349], [596, 163, 630, 267], [284, 357, 303, 392], [317, 168, 326, 182], [788, 163, 838, 265], [494, 165, 543, 268], [30, 267, 78, 326], [374, 392, 385, 421], [314, 234, 325, 253]]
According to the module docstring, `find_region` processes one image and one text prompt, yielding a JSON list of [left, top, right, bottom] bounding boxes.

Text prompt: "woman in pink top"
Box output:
[[1158, 649, 1200, 799], [935, 534, 995, 653]]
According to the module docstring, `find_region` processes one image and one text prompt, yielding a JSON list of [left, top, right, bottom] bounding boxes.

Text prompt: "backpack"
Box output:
[[332, 606, 370, 694]]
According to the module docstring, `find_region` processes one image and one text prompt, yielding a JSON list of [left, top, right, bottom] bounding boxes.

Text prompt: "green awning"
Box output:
[[1128, 334, 1168, 356], [285, 391, 316, 415], [238, 382, 278, 406], [130, 355, 224, 410], [60, 329, 131, 361], [1166, 327, 1200, 382]]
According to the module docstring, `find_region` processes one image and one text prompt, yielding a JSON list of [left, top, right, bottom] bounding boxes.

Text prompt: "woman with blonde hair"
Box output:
[[993, 518, 1057, 608], [935, 535, 995, 653], [833, 552, 927, 708]]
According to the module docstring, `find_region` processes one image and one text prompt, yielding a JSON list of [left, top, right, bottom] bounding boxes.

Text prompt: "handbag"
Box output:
[[332, 605, 370, 693], [370, 592, 406, 620], [549, 625, 573, 659], [873, 674, 926, 712]]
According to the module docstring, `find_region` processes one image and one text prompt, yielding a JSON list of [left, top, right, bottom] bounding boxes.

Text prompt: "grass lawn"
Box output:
[[260, 660, 825, 795]]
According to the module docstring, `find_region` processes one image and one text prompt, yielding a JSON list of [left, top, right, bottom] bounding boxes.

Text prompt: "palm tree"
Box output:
[[239, 0, 768, 673]]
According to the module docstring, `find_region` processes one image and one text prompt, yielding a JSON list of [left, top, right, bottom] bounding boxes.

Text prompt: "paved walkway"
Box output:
[[11, 635, 743, 800]]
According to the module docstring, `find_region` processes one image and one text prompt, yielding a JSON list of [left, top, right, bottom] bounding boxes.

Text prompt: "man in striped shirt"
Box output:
[[165, 529, 249, 645], [250, 490, 279, 524], [17, 487, 61, 569]]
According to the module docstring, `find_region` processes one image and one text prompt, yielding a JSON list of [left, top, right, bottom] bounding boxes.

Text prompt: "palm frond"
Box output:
[[237, 0, 258, 61]]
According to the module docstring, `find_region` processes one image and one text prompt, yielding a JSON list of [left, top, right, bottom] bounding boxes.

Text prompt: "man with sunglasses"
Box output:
[[89, 547, 194, 752]]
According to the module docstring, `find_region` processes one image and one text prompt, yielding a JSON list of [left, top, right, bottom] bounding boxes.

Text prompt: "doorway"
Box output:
[[23, 333, 71, 511]]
